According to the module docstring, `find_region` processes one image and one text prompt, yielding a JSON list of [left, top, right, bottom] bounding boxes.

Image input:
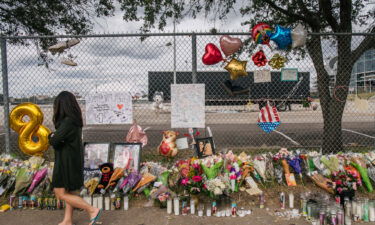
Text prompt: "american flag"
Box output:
[[257, 103, 281, 133]]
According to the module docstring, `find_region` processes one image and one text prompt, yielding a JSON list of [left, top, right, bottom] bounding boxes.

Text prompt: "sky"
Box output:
[[0, 3, 371, 98]]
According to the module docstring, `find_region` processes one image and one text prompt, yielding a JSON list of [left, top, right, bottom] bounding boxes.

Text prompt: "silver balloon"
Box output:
[[291, 24, 307, 48]]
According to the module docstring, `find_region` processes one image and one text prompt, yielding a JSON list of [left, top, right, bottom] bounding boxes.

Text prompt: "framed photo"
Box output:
[[281, 68, 298, 81], [112, 143, 142, 171], [84, 142, 110, 169], [195, 137, 215, 158]]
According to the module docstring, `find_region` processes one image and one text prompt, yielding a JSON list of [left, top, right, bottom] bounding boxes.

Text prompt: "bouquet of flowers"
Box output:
[[350, 156, 373, 192], [204, 174, 230, 198], [253, 156, 266, 182], [287, 155, 303, 184], [201, 155, 223, 180], [121, 172, 142, 194], [320, 155, 339, 175], [331, 170, 361, 195], [13, 167, 34, 195], [27, 167, 48, 193]]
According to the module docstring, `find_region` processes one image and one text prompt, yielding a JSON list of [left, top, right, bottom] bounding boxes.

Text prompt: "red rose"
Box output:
[[335, 180, 342, 186], [192, 176, 202, 182]]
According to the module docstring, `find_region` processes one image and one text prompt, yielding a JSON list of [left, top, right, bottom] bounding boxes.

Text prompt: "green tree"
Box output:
[[0, 0, 115, 47], [118, 0, 375, 152]]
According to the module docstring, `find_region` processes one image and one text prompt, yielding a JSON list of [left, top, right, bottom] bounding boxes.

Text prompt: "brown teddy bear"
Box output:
[[95, 163, 113, 193], [158, 131, 179, 157]]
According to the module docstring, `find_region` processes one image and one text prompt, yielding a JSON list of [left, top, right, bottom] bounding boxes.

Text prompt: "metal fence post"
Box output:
[[1, 38, 10, 154], [191, 33, 197, 84]]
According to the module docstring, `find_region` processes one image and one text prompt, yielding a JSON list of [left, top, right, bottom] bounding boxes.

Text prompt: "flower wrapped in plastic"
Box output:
[[140, 162, 168, 178], [308, 171, 334, 194], [201, 155, 223, 180], [27, 156, 45, 171], [320, 155, 339, 175], [287, 155, 303, 184], [351, 156, 373, 192], [13, 167, 34, 195], [204, 174, 230, 198], [253, 156, 266, 181], [175, 160, 190, 178], [132, 173, 156, 193], [27, 167, 48, 193], [121, 172, 142, 194], [86, 178, 100, 196], [105, 167, 124, 190]]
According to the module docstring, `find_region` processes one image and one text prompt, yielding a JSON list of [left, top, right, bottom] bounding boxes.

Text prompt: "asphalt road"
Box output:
[[1, 122, 374, 154]]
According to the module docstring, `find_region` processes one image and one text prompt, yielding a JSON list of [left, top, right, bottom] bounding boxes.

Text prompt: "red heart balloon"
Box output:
[[202, 43, 223, 65]]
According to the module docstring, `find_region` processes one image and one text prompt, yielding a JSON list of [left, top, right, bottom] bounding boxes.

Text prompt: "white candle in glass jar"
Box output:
[[289, 193, 294, 208], [104, 196, 110, 210], [167, 199, 172, 214], [206, 207, 212, 217], [174, 197, 180, 216], [369, 201, 375, 222], [190, 199, 195, 214], [123, 196, 129, 211], [93, 196, 98, 208], [98, 196, 103, 209]]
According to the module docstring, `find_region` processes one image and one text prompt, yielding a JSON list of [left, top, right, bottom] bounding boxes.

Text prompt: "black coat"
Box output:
[[49, 117, 84, 191]]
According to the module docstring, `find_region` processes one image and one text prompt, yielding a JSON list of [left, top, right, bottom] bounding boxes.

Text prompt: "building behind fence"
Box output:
[[0, 33, 374, 158]]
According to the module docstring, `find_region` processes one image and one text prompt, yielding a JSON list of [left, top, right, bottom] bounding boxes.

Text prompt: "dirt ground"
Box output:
[[1, 184, 374, 225]]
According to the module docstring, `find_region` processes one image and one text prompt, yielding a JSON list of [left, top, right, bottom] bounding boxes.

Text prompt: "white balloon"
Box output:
[[291, 24, 307, 48]]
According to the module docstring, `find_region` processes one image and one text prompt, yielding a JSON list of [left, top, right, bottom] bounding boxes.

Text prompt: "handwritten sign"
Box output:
[[253, 69, 271, 83], [84, 143, 110, 169], [86, 93, 132, 124], [171, 84, 205, 128], [281, 68, 298, 81]]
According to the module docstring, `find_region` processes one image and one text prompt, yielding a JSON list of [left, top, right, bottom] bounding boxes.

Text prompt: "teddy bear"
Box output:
[[158, 131, 179, 157], [95, 163, 114, 193]]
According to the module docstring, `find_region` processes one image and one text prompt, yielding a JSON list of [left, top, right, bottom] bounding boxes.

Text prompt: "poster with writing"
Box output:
[[86, 93, 132, 124], [253, 70, 271, 83], [171, 84, 205, 128], [84, 143, 110, 169], [281, 68, 298, 81], [113, 143, 141, 171]]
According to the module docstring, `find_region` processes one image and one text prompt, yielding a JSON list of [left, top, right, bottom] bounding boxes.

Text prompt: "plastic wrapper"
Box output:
[[201, 161, 223, 180], [106, 167, 124, 189], [351, 157, 373, 192], [27, 167, 48, 193], [308, 172, 334, 194], [320, 155, 339, 175], [253, 157, 266, 181], [13, 168, 33, 195], [132, 173, 156, 192], [122, 172, 142, 194]]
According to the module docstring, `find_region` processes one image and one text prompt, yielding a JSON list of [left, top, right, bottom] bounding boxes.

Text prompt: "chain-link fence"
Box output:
[[0, 33, 374, 158]]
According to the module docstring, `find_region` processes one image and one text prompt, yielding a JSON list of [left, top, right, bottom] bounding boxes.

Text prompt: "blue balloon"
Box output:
[[270, 25, 292, 49]]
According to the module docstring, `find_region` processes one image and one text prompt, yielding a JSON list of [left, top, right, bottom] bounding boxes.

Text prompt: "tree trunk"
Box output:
[[306, 34, 352, 153]]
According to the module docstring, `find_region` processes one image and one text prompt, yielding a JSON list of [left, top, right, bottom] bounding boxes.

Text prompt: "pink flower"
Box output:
[[337, 187, 343, 193], [230, 174, 237, 180], [192, 176, 202, 182], [181, 178, 189, 186]]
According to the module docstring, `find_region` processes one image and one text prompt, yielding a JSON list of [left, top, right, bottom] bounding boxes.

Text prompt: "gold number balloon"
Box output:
[[10, 103, 51, 156]]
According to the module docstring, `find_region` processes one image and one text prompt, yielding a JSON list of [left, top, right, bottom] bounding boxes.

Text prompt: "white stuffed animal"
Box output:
[[152, 91, 165, 111]]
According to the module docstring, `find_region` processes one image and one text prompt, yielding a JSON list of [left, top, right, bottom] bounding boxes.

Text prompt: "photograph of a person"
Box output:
[[195, 137, 215, 158], [84, 143, 110, 169], [112, 143, 142, 171]]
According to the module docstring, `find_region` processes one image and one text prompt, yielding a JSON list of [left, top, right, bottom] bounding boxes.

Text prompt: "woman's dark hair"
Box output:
[[53, 91, 83, 127]]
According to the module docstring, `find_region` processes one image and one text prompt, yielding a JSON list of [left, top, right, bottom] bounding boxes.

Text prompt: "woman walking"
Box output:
[[49, 91, 102, 225]]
